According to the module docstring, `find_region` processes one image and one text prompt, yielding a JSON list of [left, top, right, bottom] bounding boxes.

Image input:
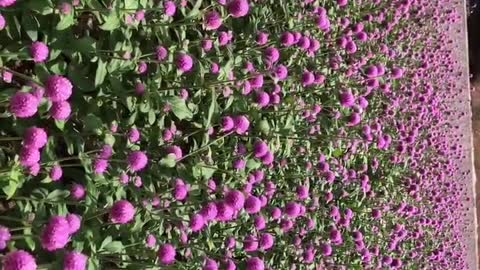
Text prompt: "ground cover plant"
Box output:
[[0, 0, 473, 269]]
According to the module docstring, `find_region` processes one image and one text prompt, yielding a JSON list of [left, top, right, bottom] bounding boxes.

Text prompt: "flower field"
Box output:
[[0, 0, 475, 269]]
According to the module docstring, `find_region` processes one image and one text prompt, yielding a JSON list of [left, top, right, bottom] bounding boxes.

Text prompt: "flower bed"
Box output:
[[0, 0, 474, 269]]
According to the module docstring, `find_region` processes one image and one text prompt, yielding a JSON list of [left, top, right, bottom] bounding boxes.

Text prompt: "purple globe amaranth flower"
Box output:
[[225, 190, 245, 210], [321, 243, 333, 256], [255, 91, 270, 108], [71, 183, 85, 200], [244, 195, 261, 214], [246, 257, 264, 270], [296, 185, 309, 200], [94, 159, 108, 175], [234, 115, 250, 134], [110, 200, 136, 224], [156, 46, 168, 61], [259, 233, 274, 250], [227, 0, 249, 18], [285, 202, 301, 218], [0, 0, 16, 7], [166, 145, 183, 160], [64, 251, 88, 270], [274, 65, 288, 81], [41, 216, 71, 251], [19, 147, 40, 167], [215, 201, 234, 222], [302, 71, 315, 87], [45, 75, 73, 102], [59, 2, 72, 14], [50, 101, 72, 120], [254, 140, 269, 158], [203, 258, 219, 270], [164, 1, 176, 17], [200, 202, 218, 221], [256, 32, 269, 45], [339, 91, 355, 108], [264, 47, 280, 64], [204, 11, 222, 30], [3, 250, 37, 270], [10, 92, 38, 118], [174, 183, 188, 200], [23, 127, 47, 149], [222, 116, 235, 131], [233, 159, 246, 170], [0, 226, 11, 250], [137, 61, 147, 74], [190, 213, 205, 232], [30, 41, 49, 63], [135, 82, 145, 96], [0, 14, 6, 30], [347, 112, 362, 126], [66, 214, 81, 234], [50, 165, 62, 181], [146, 234, 156, 248], [280, 32, 295, 47], [127, 151, 148, 172], [261, 151, 274, 165], [175, 53, 194, 73], [158, 243, 176, 265], [128, 128, 141, 143]]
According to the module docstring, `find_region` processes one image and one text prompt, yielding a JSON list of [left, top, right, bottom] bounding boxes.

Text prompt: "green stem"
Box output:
[[0, 67, 43, 86], [178, 132, 233, 161], [0, 137, 22, 141]]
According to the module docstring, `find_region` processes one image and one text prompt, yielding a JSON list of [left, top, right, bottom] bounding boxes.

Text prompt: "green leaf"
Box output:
[[204, 90, 216, 128], [55, 120, 65, 131], [95, 59, 108, 87], [148, 110, 156, 125], [27, 0, 54, 15], [21, 14, 39, 41], [56, 14, 75, 31], [72, 37, 97, 54], [100, 236, 112, 250], [100, 12, 120, 31], [84, 115, 103, 132], [246, 159, 261, 170], [160, 154, 177, 168], [102, 241, 124, 253], [166, 96, 193, 120], [187, 0, 203, 18], [46, 190, 70, 201], [2, 181, 17, 199]]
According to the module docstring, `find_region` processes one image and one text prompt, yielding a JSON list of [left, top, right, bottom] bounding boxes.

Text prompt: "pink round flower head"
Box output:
[[0, 0, 16, 7], [135, 82, 146, 96], [41, 216, 71, 251], [127, 151, 148, 172], [254, 140, 269, 158], [137, 61, 147, 74], [233, 159, 246, 170], [345, 41, 357, 54], [166, 145, 183, 161], [204, 11, 222, 30], [246, 257, 264, 270], [280, 32, 294, 47], [59, 2, 72, 14], [256, 32, 269, 45], [228, 0, 249, 18], [175, 53, 194, 73], [146, 234, 156, 248], [10, 92, 38, 118], [70, 183, 86, 200], [261, 151, 274, 165], [23, 127, 47, 149], [190, 213, 205, 232], [156, 46, 168, 61], [64, 251, 88, 270], [0, 226, 11, 250], [234, 115, 250, 134], [302, 71, 315, 87], [225, 190, 245, 210], [264, 47, 279, 64], [259, 233, 274, 250], [128, 128, 141, 143], [337, 0, 348, 6], [174, 183, 188, 200], [222, 116, 235, 131], [392, 67, 404, 79], [66, 214, 81, 234], [30, 41, 49, 63], [274, 65, 288, 81], [164, 1, 176, 16], [203, 258, 219, 270], [3, 250, 37, 270], [110, 200, 136, 224], [296, 185, 309, 200], [202, 39, 213, 51], [255, 91, 270, 108], [244, 195, 261, 214], [158, 243, 176, 265], [19, 147, 40, 167], [50, 101, 72, 120], [339, 91, 355, 107], [45, 75, 72, 102], [50, 165, 63, 181], [225, 259, 236, 270], [347, 112, 361, 126], [0, 14, 6, 31], [94, 159, 108, 175], [285, 202, 301, 218], [215, 201, 234, 222], [200, 202, 218, 221]]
